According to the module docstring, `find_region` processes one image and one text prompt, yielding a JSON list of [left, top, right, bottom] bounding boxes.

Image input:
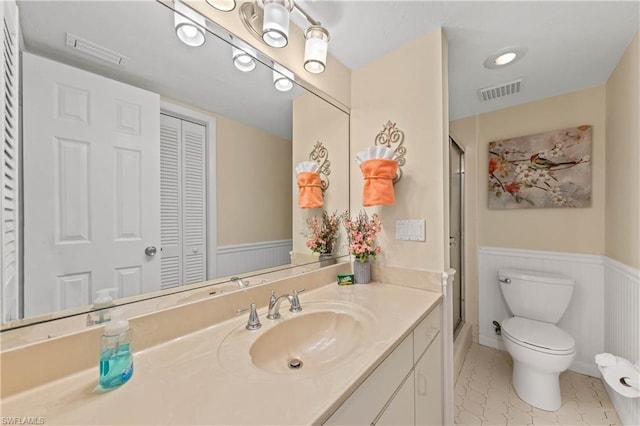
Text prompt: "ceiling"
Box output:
[[294, 0, 639, 120], [18, 1, 639, 135], [18, 0, 306, 140]]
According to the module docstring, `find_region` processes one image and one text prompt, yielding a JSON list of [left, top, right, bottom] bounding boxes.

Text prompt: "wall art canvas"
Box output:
[[488, 125, 592, 209]]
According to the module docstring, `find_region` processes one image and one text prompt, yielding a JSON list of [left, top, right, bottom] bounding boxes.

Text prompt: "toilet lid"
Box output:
[[502, 317, 575, 355]]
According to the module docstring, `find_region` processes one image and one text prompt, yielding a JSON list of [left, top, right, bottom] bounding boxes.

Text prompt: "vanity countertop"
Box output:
[[1, 282, 441, 425]]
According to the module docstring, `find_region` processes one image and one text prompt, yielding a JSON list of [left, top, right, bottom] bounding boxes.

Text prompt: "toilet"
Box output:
[[498, 269, 576, 411]]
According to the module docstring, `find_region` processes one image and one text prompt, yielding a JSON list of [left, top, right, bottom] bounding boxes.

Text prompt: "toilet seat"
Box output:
[[502, 317, 575, 355]]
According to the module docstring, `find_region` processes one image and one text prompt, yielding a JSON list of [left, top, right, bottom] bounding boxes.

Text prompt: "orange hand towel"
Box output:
[[360, 158, 398, 206], [297, 171, 323, 209]]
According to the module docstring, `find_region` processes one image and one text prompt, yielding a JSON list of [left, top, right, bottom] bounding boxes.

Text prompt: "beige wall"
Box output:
[[292, 92, 350, 260], [451, 86, 608, 332], [216, 115, 292, 246], [162, 97, 292, 246], [350, 29, 448, 272], [466, 86, 607, 254], [186, 0, 351, 109], [605, 33, 640, 269]]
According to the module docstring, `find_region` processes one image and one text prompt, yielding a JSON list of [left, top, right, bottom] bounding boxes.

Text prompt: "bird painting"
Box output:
[[488, 125, 592, 209]]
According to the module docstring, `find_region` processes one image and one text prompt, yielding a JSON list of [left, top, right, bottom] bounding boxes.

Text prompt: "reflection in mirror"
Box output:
[[1, 0, 349, 334]]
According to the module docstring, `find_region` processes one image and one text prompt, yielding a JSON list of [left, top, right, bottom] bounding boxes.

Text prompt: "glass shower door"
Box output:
[[449, 138, 464, 337]]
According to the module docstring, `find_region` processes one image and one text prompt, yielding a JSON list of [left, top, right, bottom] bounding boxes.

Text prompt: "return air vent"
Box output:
[[65, 33, 128, 66], [477, 78, 524, 101]]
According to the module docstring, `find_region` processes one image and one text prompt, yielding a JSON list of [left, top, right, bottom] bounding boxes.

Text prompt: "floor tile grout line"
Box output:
[[454, 343, 621, 426]]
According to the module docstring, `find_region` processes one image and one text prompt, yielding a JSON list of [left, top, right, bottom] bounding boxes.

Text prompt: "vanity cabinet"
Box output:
[[415, 333, 442, 425], [325, 304, 442, 426]]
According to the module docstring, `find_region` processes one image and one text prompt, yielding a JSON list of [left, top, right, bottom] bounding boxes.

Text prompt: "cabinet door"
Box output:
[[324, 335, 413, 425], [415, 333, 442, 426], [375, 373, 415, 426]]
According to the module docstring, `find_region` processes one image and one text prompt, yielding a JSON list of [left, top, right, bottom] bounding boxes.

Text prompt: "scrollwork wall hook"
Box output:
[[374, 121, 406, 184], [309, 141, 331, 191]]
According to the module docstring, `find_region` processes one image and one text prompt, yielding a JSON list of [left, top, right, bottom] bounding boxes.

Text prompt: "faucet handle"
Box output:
[[289, 289, 305, 313], [236, 303, 261, 330]]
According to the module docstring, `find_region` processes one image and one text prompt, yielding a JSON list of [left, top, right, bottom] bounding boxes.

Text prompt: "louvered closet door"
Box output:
[[160, 115, 182, 289], [0, 0, 19, 322], [160, 114, 206, 288], [181, 121, 206, 284]]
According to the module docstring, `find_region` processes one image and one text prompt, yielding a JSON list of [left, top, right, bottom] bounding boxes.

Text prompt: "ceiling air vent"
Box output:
[[477, 78, 524, 101], [65, 33, 128, 66]]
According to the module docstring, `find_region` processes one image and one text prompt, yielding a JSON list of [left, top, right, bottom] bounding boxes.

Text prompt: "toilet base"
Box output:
[[512, 361, 562, 411]]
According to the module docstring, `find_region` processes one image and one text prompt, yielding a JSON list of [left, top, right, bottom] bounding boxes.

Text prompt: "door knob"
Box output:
[[145, 246, 157, 256]]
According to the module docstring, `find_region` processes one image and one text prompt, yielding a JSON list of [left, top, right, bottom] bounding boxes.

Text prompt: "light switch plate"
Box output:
[[396, 219, 426, 241]]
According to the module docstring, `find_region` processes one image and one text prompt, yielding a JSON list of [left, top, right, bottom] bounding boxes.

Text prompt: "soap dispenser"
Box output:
[[92, 288, 118, 324], [99, 317, 133, 389]]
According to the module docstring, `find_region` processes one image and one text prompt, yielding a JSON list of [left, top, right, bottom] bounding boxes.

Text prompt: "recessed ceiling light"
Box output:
[[494, 52, 517, 66], [484, 46, 527, 69]]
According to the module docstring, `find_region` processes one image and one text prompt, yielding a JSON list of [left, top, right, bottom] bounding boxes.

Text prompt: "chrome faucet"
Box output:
[[267, 289, 305, 320], [231, 276, 249, 289], [236, 303, 261, 330]]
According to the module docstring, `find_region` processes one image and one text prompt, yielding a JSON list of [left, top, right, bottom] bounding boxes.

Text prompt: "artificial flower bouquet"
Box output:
[[341, 210, 382, 263], [305, 210, 340, 255]]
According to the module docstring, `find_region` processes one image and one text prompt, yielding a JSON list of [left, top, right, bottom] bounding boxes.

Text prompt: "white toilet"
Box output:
[[498, 269, 576, 411]]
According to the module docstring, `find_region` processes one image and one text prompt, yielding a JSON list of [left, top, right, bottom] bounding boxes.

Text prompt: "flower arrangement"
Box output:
[[305, 210, 340, 255], [341, 210, 382, 263]]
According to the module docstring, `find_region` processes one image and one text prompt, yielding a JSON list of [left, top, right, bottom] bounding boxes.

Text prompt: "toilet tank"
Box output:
[[498, 269, 575, 323]]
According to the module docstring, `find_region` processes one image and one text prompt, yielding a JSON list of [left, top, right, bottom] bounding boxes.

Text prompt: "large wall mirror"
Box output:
[[1, 0, 349, 337]]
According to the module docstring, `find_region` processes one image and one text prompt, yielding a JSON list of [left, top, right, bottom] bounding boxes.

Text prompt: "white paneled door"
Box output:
[[23, 53, 161, 317]]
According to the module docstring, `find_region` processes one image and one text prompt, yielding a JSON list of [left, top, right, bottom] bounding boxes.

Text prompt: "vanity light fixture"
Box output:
[[484, 46, 528, 69], [240, 0, 331, 73], [262, 0, 294, 48], [174, 0, 206, 47], [230, 36, 257, 72], [205, 0, 236, 12], [232, 46, 256, 72], [304, 25, 329, 74], [273, 63, 294, 92]]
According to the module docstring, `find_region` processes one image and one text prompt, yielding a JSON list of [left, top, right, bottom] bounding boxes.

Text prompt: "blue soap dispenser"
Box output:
[[99, 318, 133, 389]]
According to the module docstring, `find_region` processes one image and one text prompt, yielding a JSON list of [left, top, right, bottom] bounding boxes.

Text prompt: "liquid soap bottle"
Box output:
[[99, 318, 133, 388]]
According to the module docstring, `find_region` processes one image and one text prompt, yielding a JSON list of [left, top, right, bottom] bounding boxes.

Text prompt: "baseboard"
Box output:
[[478, 334, 506, 352], [454, 323, 472, 384], [571, 361, 599, 377]]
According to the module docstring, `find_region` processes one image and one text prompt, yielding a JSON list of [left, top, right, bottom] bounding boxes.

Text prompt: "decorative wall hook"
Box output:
[[309, 141, 331, 191], [374, 121, 406, 184]]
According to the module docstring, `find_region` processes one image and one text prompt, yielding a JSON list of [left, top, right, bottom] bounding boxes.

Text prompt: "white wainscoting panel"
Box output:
[[217, 239, 293, 278], [603, 256, 639, 426], [478, 246, 604, 377]]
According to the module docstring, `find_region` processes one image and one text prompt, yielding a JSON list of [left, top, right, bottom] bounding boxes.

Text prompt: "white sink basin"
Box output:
[[250, 310, 364, 373], [217, 300, 375, 378]]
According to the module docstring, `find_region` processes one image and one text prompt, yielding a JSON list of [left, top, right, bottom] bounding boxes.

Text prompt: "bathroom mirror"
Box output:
[[1, 0, 349, 332]]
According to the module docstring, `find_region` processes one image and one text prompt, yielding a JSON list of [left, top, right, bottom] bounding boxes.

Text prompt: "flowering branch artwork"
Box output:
[[488, 125, 592, 209]]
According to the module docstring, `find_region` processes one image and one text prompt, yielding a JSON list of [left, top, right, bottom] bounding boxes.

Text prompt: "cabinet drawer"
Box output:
[[324, 333, 413, 425], [413, 304, 440, 362]]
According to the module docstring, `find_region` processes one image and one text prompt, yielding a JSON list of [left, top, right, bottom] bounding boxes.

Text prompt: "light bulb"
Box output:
[[495, 52, 517, 66]]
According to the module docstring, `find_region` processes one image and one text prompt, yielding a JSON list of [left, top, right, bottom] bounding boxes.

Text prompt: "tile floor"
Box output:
[[454, 343, 621, 425]]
